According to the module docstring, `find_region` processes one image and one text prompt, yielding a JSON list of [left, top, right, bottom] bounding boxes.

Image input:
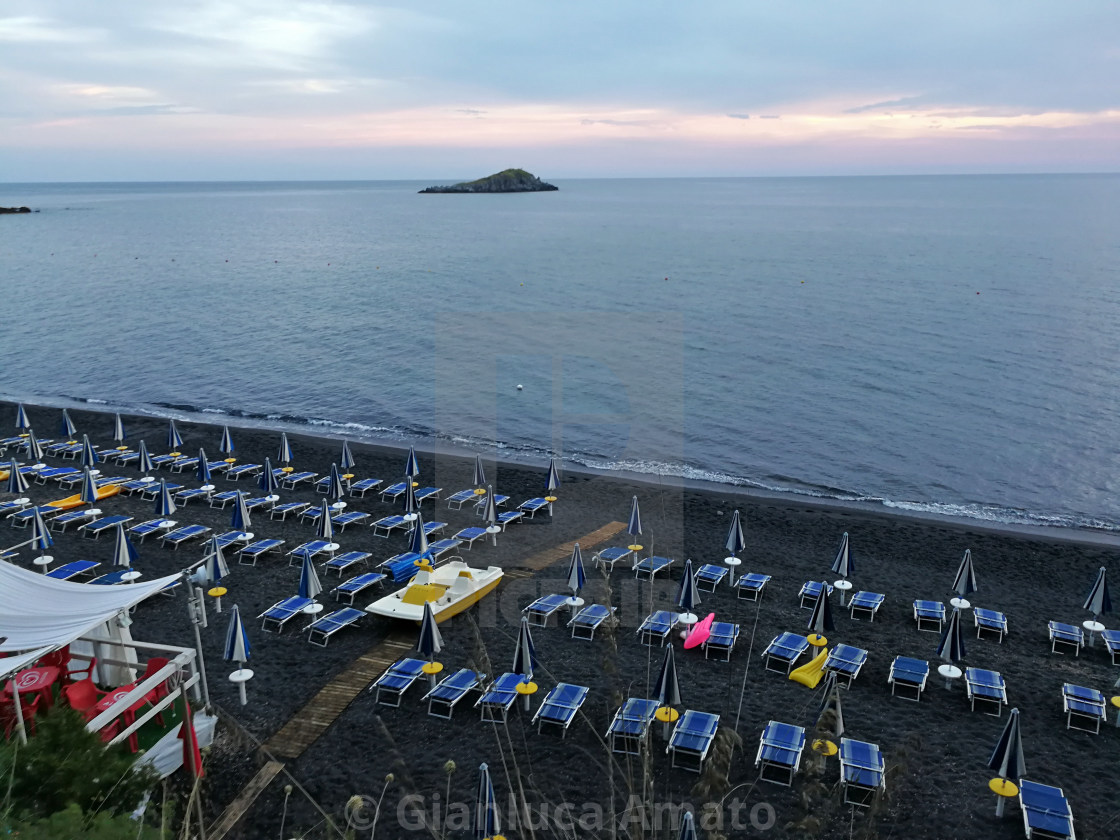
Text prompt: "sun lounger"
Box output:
[[533, 682, 589, 737], [1018, 779, 1075, 840], [965, 667, 1008, 715], [0, 499, 30, 517], [446, 489, 480, 509], [606, 698, 661, 754], [173, 487, 210, 506], [762, 632, 809, 674], [10, 505, 62, 527], [44, 441, 79, 457], [305, 607, 364, 647], [426, 538, 462, 560], [214, 530, 253, 550], [259, 596, 315, 633], [668, 710, 720, 773], [704, 621, 740, 661], [280, 470, 317, 489], [476, 673, 525, 723], [1102, 629, 1120, 665], [593, 547, 633, 572], [349, 477, 382, 497], [495, 510, 522, 530], [453, 526, 487, 548], [149, 453, 177, 469], [331, 511, 369, 531], [380, 481, 409, 502], [118, 478, 155, 495], [161, 524, 212, 549], [913, 600, 946, 632], [241, 496, 272, 511], [129, 518, 176, 542], [839, 738, 885, 807], [371, 657, 427, 705], [694, 564, 729, 592], [414, 486, 441, 504], [756, 721, 806, 786], [888, 656, 929, 701], [332, 572, 386, 604], [799, 581, 833, 609], [371, 515, 408, 538], [35, 466, 79, 483], [220, 462, 257, 480], [633, 555, 674, 580], [168, 456, 199, 473], [57, 471, 92, 488], [1048, 621, 1084, 656], [974, 608, 1008, 642], [637, 610, 677, 646], [270, 502, 308, 521], [518, 497, 549, 518], [47, 560, 99, 581], [49, 508, 98, 531], [140, 481, 181, 500], [849, 591, 886, 622], [314, 473, 351, 494], [238, 538, 286, 565], [288, 540, 333, 564], [1062, 683, 1106, 734], [569, 604, 617, 640], [382, 552, 424, 583], [823, 644, 869, 687], [208, 490, 242, 509], [524, 594, 571, 627], [81, 515, 133, 539], [474, 494, 509, 515], [324, 550, 371, 576], [421, 520, 446, 537], [423, 669, 485, 719], [90, 569, 133, 586]]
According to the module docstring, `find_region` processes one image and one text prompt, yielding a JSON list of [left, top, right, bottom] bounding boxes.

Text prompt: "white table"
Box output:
[[121, 570, 142, 582], [938, 664, 962, 690], [302, 603, 324, 615], [1083, 620, 1105, 647], [228, 668, 254, 705], [565, 596, 585, 609], [833, 579, 853, 606], [950, 597, 972, 610], [33, 555, 53, 572]]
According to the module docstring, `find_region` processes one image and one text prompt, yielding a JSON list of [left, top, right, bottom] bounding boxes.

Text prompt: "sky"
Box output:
[[1, 1, 1119, 181]]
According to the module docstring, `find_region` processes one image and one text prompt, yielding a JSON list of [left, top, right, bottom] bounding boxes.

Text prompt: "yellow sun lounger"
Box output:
[[789, 648, 829, 688], [46, 485, 122, 510]]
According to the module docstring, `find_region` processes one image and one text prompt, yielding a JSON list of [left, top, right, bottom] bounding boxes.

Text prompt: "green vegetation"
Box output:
[[464, 168, 532, 185]]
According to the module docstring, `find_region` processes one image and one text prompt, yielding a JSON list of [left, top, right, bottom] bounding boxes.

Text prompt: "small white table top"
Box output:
[[950, 597, 972, 610], [565, 596, 585, 608], [121, 570, 142, 582], [325, 543, 340, 553], [937, 664, 963, 680], [302, 603, 324, 615], [677, 612, 699, 626], [33, 556, 53, 567], [1083, 620, 1106, 633], [724, 556, 742, 566], [833, 580, 853, 591], [228, 668, 254, 683]]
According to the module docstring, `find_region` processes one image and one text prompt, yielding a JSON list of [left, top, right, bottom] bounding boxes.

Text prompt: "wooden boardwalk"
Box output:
[[505, 520, 626, 580], [207, 760, 285, 840]]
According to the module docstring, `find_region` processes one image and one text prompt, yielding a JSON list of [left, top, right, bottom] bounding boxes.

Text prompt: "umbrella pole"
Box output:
[[7, 678, 26, 745], [185, 578, 212, 708]]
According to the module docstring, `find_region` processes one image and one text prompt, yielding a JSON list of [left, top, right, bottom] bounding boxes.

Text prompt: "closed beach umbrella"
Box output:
[[473, 454, 486, 490], [219, 425, 234, 457], [1083, 567, 1111, 620], [482, 483, 498, 528], [675, 559, 701, 623], [988, 707, 1026, 816], [7, 458, 28, 494], [936, 606, 966, 664], [223, 605, 250, 666], [14, 403, 29, 430], [676, 811, 698, 840], [725, 509, 746, 557], [952, 549, 978, 599], [417, 600, 443, 663], [258, 457, 279, 495], [474, 763, 502, 840], [196, 448, 212, 484], [831, 532, 852, 580], [154, 478, 177, 517], [79, 466, 99, 505], [167, 420, 183, 452], [807, 588, 835, 639], [627, 496, 642, 549], [404, 445, 420, 479], [277, 433, 292, 465], [653, 644, 682, 709], [314, 498, 334, 542], [112, 413, 126, 444], [137, 439, 154, 475], [325, 463, 346, 501], [408, 511, 429, 557], [566, 543, 586, 598], [60, 409, 77, 439], [204, 538, 229, 584], [402, 477, 418, 520], [298, 553, 322, 601], [79, 434, 99, 468], [113, 522, 139, 568], [231, 491, 252, 531], [545, 457, 560, 495], [29, 508, 53, 554], [340, 440, 355, 472], [512, 615, 537, 681], [24, 428, 43, 462], [814, 671, 845, 739]]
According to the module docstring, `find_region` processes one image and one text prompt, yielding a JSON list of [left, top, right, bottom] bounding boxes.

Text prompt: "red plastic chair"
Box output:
[[1, 694, 43, 739], [65, 656, 97, 685], [138, 657, 171, 724], [62, 677, 109, 720]]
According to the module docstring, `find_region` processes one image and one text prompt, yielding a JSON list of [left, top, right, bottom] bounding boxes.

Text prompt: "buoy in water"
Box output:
[[516, 384, 523, 390]]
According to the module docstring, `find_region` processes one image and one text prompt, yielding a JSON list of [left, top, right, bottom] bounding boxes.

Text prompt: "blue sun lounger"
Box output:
[[913, 600, 946, 632], [324, 550, 371, 576], [81, 515, 133, 539], [533, 682, 589, 737], [118, 478, 155, 495], [839, 739, 885, 807], [90, 569, 133, 586], [260, 596, 315, 633], [425, 538, 461, 561], [1018, 779, 1075, 840], [288, 540, 332, 564], [414, 486, 441, 504], [633, 555, 673, 580], [799, 581, 833, 609], [453, 526, 487, 549], [849, 591, 886, 621], [606, 698, 661, 755], [421, 520, 446, 537], [382, 552, 424, 583], [149, 453, 177, 469], [298, 505, 324, 524], [637, 610, 677, 646], [973, 608, 1008, 642], [331, 572, 386, 604], [214, 530, 253, 550], [140, 481, 181, 500], [593, 547, 632, 572], [161, 524, 212, 549], [226, 463, 263, 481], [47, 560, 99, 580], [208, 490, 242, 508], [331, 511, 369, 531], [168, 456, 199, 473], [35, 466, 79, 483], [823, 644, 869, 687], [668, 710, 720, 773], [0, 499, 30, 517], [270, 502, 308, 521], [314, 474, 350, 494], [518, 497, 549, 518], [379, 481, 408, 502], [238, 538, 286, 565], [694, 564, 729, 591], [474, 494, 509, 516], [569, 604, 617, 640], [371, 657, 427, 705], [49, 509, 99, 532], [423, 669, 485, 719], [888, 656, 929, 701], [965, 667, 1008, 715], [524, 594, 571, 627], [762, 632, 809, 673], [1102, 629, 1120, 665], [305, 607, 364, 647], [281, 471, 317, 489], [129, 518, 176, 542], [476, 673, 525, 723], [371, 515, 408, 537], [494, 511, 521, 530], [10, 505, 62, 527], [1062, 683, 1106, 734], [173, 487, 211, 506], [446, 489, 480, 509], [349, 477, 382, 497], [704, 622, 740, 661], [1049, 621, 1084, 655], [756, 721, 807, 786]]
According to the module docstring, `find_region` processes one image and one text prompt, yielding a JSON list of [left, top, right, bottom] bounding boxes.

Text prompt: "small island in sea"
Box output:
[[419, 168, 558, 193], [0, 206, 33, 214]]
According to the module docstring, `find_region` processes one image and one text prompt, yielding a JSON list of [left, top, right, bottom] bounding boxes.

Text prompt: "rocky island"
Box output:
[[419, 168, 558, 193], [0, 206, 33, 214]]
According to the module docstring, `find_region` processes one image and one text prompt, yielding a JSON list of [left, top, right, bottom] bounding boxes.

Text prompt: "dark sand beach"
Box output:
[[3, 401, 1118, 840]]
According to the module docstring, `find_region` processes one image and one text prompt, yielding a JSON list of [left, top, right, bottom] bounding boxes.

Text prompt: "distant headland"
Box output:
[[0, 206, 34, 214], [419, 168, 558, 194]]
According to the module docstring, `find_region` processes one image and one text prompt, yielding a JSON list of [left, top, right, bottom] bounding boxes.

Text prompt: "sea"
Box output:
[[2, 175, 1119, 533]]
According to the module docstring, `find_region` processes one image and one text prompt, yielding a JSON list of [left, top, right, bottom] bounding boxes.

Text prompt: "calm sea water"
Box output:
[[2, 176, 1120, 531]]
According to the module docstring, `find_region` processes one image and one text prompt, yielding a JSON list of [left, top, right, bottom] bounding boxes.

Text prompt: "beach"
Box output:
[[3, 400, 1118, 840]]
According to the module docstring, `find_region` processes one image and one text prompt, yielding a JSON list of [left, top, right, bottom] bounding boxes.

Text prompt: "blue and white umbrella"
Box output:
[[725, 509, 746, 558], [112, 413, 126, 444], [675, 559, 701, 623], [418, 601, 443, 686], [814, 670, 845, 738], [113, 522, 139, 568], [473, 454, 486, 490], [231, 491, 252, 531], [474, 762, 501, 840], [258, 457, 279, 496], [340, 440, 355, 472], [408, 511, 429, 557], [137, 439, 154, 474], [6, 458, 28, 494], [988, 707, 1026, 816], [807, 588, 835, 639], [325, 463, 346, 501], [60, 409, 77, 439], [29, 508, 53, 554], [654, 643, 682, 709], [566, 543, 586, 598], [1083, 566, 1112, 621], [952, 549, 977, 599], [223, 605, 250, 665], [831, 532, 852, 580], [79, 434, 99, 468], [936, 606, 967, 664], [204, 537, 229, 584], [14, 403, 29, 430], [219, 425, 234, 457], [24, 428, 43, 462], [545, 457, 560, 495], [676, 811, 698, 840], [402, 476, 418, 520], [154, 478, 177, 517], [314, 498, 334, 542], [482, 483, 499, 543], [627, 496, 642, 548], [79, 466, 99, 505], [167, 420, 183, 452], [404, 445, 420, 479], [512, 615, 537, 681], [277, 433, 293, 465], [298, 553, 322, 601], [196, 448, 212, 484]]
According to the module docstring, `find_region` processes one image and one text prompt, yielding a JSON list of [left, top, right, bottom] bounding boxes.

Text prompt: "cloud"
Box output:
[[0, 15, 102, 43], [844, 96, 930, 114], [456, 108, 486, 115], [758, 115, 781, 120], [727, 113, 750, 120]]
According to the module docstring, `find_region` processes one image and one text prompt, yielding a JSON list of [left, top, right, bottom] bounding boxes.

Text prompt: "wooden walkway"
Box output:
[[207, 760, 285, 840], [505, 520, 626, 580]]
